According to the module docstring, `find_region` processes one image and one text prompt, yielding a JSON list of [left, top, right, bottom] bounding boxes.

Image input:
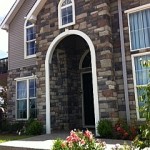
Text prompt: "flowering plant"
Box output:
[[52, 129, 106, 150], [111, 143, 132, 150], [114, 120, 137, 140]]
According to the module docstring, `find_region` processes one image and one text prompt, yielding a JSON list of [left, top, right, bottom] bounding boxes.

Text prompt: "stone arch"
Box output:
[[45, 29, 99, 134]]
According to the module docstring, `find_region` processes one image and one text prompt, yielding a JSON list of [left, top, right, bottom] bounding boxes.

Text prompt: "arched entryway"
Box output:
[[45, 30, 99, 135]]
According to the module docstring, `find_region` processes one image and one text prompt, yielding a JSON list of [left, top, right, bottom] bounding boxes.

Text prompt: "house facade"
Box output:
[[1, 0, 150, 134]]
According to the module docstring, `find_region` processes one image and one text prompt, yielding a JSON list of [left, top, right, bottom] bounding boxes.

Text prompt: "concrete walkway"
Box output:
[[0, 132, 132, 150]]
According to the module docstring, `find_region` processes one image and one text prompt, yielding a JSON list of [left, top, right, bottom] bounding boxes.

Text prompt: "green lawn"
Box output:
[[0, 135, 31, 143]]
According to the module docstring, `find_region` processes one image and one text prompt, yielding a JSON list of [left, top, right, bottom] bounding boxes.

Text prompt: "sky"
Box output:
[[0, 0, 16, 59]]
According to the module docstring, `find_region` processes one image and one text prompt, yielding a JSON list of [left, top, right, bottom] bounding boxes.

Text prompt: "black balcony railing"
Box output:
[[0, 57, 8, 74]]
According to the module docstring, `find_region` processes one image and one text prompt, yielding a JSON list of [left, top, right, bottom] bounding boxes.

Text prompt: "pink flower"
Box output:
[[66, 130, 81, 143], [84, 130, 93, 140], [80, 139, 85, 145]]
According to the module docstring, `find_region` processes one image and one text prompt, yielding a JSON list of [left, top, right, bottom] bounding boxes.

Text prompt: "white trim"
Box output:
[[58, 0, 76, 29], [15, 75, 37, 81], [15, 76, 37, 120], [131, 51, 150, 121], [45, 30, 100, 135], [26, 0, 47, 22], [24, 20, 36, 59], [126, 7, 150, 51], [125, 3, 150, 14]]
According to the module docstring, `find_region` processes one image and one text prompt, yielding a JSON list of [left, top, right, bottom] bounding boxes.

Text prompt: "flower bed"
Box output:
[[52, 129, 134, 150]]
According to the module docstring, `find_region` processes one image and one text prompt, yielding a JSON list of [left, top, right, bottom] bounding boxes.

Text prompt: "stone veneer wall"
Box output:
[[110, 0, 150, 122], [7, 65, 37, 121], [36, 0, 119, 129]]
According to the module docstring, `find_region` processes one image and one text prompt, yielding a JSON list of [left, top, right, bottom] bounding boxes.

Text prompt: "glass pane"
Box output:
[[29, 98, 37, 118], [61, 6, 73, 25], [29, 79, 36, 98], [62, 8, 67, 17], [26, 21, 32, 26], [130, 9, 150, 50], [134, 54, 150, 85], [137, 88, 145, 118], [82, 52, 91, 68], [27, 41, 36, 55], [17, 100, 27, 119], [27, 27, 36, 41], [68, 15, 73, 23], [17, 81, 27, 99], [62, 0, 72, 6]]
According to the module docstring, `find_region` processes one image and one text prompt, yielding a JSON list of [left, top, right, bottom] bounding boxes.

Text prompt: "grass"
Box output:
[[0, 134, 31, 143]]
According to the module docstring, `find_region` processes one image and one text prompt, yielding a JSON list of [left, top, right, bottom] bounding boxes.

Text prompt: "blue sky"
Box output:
[[0, 0, 16, 59]]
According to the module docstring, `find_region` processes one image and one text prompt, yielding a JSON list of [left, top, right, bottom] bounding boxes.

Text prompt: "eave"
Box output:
[[0, 0, 25, 31], [0, 0, 47, 31]]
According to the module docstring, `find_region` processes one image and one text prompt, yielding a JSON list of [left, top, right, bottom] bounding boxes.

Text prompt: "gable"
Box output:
[[0, 0, 47, 30]]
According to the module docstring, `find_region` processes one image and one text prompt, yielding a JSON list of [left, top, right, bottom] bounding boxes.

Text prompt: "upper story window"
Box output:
[[58, 0, 75, 29], [128, 8, 150, 51], [24, 21, 36, 59]]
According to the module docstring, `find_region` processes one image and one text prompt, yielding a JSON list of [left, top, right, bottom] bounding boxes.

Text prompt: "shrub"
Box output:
[[52, 130, 106, 150], [25, 119, 43, 135], [52, 139, 64, 150], [0, 120, 11, 132], [114, 120, 137, 140], [0, 120, 25, 134], [97, 120, 113, 138]]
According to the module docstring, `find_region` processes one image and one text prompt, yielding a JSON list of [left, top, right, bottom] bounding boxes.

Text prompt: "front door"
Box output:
[[82, 72, 95, 127]]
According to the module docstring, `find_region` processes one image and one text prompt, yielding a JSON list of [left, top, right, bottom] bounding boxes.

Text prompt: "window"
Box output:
[[128, 8, 150, 51], [82, 52, 91, 68], [58, 0, 75, 29], [24, 21, 36, 58], [16, 77, 37, 120], [132, 53, 150, 119]]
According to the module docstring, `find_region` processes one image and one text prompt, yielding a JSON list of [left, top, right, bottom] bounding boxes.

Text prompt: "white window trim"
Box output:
[[125, 3, 150, 14], [58, 0, 75, 29], [24, 20, 36, 59], [126, 5, 150, 51], [15, 76, 37, 120], [131, 52, 150, 121]]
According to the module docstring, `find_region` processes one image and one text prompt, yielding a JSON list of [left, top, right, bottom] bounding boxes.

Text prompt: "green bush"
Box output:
[[10, 122, 24, 133], [52, 139, 64, 150], [25, 119, 43, 135], [0, 120, 11, 132], [97, 120, 113, 138]]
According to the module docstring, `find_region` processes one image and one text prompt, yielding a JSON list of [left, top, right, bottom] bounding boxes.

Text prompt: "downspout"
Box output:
[[118, 0, 130, 123]]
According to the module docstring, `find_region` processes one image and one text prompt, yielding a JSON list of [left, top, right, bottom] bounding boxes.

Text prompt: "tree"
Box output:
[[0, 86, 7, 109]]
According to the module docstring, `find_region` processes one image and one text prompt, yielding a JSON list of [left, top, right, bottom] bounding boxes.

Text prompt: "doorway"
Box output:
[[82, 72, 95, 127]]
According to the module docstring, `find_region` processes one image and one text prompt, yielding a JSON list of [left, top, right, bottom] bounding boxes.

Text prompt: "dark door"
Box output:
[[82, 73, 95, 126]]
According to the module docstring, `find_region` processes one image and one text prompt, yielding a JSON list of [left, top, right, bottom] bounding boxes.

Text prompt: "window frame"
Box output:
[[131, 52, 150, 121], [15, 76, 37, 120], [126, 4, 150, 51], [58, 0, 75, 29], [24, 20, 36, 59]]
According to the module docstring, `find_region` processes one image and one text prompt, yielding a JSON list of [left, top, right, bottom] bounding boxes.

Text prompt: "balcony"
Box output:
[[0, 57, 8, 74]]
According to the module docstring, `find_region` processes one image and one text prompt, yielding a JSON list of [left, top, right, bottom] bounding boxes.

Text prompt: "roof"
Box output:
[[0, 0, 47, 30]]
